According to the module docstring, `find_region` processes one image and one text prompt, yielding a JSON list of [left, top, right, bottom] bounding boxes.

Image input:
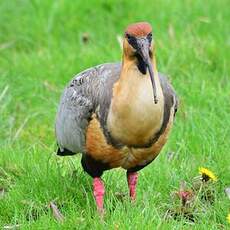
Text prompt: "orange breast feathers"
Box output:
[[85, 106, 175, 170], [85, 114, 125, 166]]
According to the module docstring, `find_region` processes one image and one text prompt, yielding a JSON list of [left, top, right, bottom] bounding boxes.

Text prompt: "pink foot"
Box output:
[[93, 177, 105, 215], [127, 172, 138, 201]]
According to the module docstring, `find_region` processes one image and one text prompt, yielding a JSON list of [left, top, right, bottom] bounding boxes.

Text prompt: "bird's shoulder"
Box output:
[[69, 62, 121, 95], [55, 62, 121, 154], [58, 62, 122, 120], [159, 72, 178, 114]]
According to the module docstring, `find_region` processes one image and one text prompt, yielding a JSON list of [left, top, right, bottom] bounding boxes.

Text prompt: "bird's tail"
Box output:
[[57, 146, 76, 156]]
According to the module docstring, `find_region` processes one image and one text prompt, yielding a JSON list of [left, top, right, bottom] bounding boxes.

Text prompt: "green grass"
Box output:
[[0, 0, 229, 229]]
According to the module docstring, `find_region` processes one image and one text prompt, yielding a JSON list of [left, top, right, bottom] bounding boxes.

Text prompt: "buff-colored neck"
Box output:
[[116, 53, 162, 100], [107, 53, 164, 146]]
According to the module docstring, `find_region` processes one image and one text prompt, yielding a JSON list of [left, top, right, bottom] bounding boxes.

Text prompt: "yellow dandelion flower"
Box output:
[[199, 167, 217, 182], [227, 214, 230, 223]]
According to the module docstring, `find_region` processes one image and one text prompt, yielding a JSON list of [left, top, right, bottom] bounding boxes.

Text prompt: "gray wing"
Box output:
[[55, 62, 121, 154], [159, 73, 178, 116]]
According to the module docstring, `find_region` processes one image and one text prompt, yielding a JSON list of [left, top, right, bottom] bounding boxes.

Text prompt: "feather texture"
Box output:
[[55, 63, 121, 154], [55, 62, 178, 160]]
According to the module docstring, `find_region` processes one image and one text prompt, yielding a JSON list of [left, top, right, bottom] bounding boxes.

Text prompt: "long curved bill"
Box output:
[[136, 38, 158, 104], [146, 59, 158, 104]]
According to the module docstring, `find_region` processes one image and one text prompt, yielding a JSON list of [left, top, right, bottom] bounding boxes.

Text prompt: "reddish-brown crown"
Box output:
[[125, 22, 152, 37]]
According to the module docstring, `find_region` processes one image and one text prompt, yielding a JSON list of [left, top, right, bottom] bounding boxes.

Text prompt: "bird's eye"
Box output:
[[125, 33, 138, 50], [147, 33, 152, 43], [126, 33, 131, 40]]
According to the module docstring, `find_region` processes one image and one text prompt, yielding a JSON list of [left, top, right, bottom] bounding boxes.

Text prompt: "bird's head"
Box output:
[[123, 22, 158, 104]]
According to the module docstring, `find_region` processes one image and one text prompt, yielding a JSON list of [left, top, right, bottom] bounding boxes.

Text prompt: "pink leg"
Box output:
[[127, 172, 138, 201], [93, 177, 105, 214]]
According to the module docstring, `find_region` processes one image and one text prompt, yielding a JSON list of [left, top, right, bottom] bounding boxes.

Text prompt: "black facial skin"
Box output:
[[126, 33, 152, 74], [136, 53, 147, 74], [126, 32, 152, 48], [126, 32, 158, 104]]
